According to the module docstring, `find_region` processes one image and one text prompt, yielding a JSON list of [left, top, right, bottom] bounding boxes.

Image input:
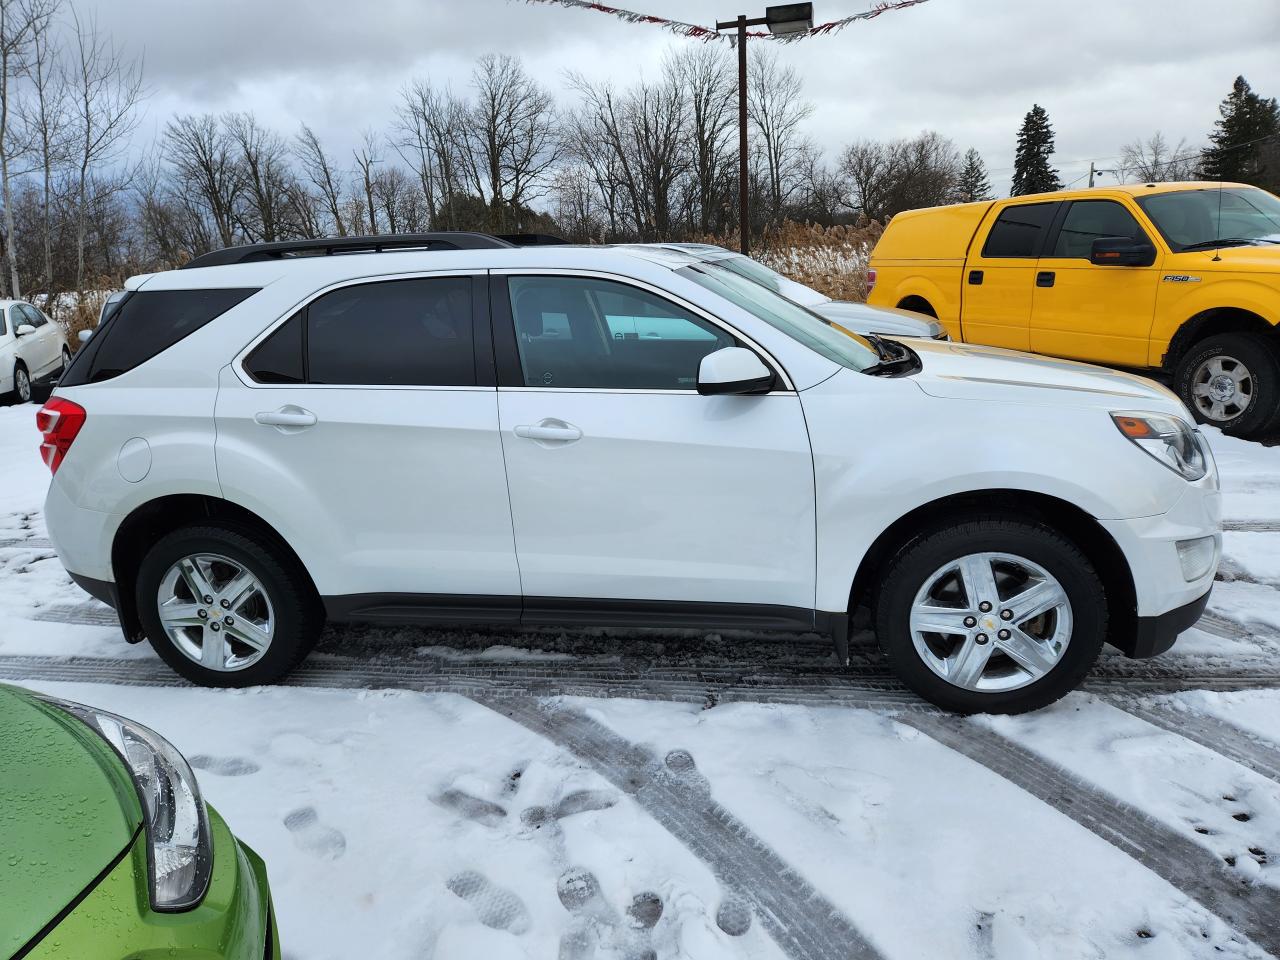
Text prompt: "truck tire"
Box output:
[[1174, 332, 1280, 438], [874, 516, 1107, 714]]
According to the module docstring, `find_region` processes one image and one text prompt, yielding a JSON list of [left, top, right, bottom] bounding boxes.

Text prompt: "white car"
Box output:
[[639, 242, 949, 341], [1, 300, 71, 403], [39, 233, 1220, 712]]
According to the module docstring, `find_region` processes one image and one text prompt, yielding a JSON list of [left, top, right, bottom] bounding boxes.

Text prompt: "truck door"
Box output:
[[961, 201, 1060, 351], [1031, 199, 1161, 366]]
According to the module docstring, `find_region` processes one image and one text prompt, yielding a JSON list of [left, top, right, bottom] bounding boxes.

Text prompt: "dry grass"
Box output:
[[700, 220, 884, 302]]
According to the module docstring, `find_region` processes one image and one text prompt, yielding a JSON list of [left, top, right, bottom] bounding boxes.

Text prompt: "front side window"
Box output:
[[981, 203, 1059, 258], [508, 276, 736, 390], [20, 304, 46, 327], [1051, 201, 1147, 259], [0, 307, 7, 337], [1137, 187, 1280, 251]]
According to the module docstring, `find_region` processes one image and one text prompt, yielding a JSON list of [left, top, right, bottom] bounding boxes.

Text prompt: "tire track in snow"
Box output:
[[1109, 699, 1280, 785], [901, 713, 1280, 957], [479, 696, 887, 960], [1222, 520, 1280, 533], [0, 537, 51, 550]]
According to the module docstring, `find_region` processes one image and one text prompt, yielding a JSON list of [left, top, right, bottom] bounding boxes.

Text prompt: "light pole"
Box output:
[[715, 3, 813, 256]]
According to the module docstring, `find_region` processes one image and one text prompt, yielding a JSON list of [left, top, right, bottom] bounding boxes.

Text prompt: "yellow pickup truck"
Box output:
[[866, 182, 1280, 437]]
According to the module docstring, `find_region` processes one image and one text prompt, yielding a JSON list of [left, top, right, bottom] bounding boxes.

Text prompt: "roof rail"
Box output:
[[496, 233, 570, 246], [180, 232, 514, 269]]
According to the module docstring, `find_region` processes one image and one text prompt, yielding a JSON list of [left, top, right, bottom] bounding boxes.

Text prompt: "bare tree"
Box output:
[[164, 113, 241, 249], [394, 79, 466, 229], [18, 0, 65, 294], [670, 45, 735, 235], [459, 54, 559, 231], [225, 111, 295, 242], [295, 123, 346, 236], [352, 129, 381, 234], [747, 48, 814, 226], [839, 131, 962, 222], [1120, 131, 1197, 183], [64, 5, 143, 294]]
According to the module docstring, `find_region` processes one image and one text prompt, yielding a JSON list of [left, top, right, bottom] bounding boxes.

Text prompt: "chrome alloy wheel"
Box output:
[[15, 366, 30, 402], [908, 552, 1072, 693], [1191, 354, 1254, 422], [156, 553, 275, 671]]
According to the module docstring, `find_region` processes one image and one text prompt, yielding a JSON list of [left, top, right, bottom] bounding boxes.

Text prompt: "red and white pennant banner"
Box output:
[[517, 0, 931, 42]]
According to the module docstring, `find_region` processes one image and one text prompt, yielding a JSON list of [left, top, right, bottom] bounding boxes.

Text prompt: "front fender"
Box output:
[[1153, 276, 1280, 365]]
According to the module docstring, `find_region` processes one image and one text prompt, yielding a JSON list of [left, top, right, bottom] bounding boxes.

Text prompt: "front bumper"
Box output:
[[24, 805, 276, 959], [1131, 588, 1212, 659]]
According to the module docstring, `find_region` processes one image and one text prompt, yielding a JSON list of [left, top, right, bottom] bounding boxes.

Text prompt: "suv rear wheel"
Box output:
[[875, 517, 1106, 713], [135, 524, 323, 687], [1174, 332, 1280, 438]]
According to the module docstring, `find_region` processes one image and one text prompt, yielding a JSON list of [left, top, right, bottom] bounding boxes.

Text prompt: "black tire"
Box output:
[[135, 524, 323, 687], [874, 516, 1107, 714], [1173, 332, 1280, 438]]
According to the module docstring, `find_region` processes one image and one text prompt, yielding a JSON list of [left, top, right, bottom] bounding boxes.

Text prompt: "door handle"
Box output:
[[1036, 271, 1056, 288], [254, 406, 317, 429], [968, 269, 984, 285], [514, 420, 582, 443]]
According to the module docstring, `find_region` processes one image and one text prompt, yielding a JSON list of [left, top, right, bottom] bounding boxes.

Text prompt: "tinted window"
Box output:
[[509, 276, 735, 390], [245, 312, 304, 384], [20, 304, 45, 327], [981, 203, 1058, 258], [60, 288, 257, 386], [0, 307, 6, 337], [307, 277, 474, 386], [1051, 201, 1146, 259]]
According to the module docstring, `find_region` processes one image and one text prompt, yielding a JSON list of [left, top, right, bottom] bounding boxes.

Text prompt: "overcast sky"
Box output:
[[88, 0, 1280, 196]]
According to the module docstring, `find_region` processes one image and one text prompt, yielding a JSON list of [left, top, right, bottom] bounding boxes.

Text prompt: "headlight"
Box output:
[[1111, 411, 1208, 481], [41, 695, 212, 911]]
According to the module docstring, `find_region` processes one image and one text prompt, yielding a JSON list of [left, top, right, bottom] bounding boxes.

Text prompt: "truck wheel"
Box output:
[[135, 524, 323, 687], [874, 517, 1106, 714], [1174, 332, 1280, 438]]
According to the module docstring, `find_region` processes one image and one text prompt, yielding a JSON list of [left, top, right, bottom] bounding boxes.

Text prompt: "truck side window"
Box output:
[[1051, 201, 1146, 259], [980, 203, 1058, 258]]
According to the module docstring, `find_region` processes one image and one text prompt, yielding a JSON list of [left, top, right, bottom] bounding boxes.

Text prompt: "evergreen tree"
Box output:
[[955, 147, 993, 202], [1011, 104, 1062, 196], [1201, 76, 1280, 189]]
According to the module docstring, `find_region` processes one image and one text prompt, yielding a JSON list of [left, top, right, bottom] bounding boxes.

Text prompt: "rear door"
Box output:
[[214, 272, 521, 614], [491, 271, 817, 624], [961, 201, 1060, 351], [1031, 199, 1161, 366]]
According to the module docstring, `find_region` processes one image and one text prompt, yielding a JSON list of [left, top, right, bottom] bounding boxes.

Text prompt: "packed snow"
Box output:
[[2, 401, 1279, 959]]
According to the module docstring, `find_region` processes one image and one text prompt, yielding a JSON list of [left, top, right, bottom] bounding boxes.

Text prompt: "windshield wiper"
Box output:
[[1180, 237, 1280, 251]]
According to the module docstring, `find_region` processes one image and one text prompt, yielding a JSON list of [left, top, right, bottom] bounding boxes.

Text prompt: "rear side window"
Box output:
[[61, 288, 257, 386], [245, 277, 476, 387], [980, 203, 1058, 258]]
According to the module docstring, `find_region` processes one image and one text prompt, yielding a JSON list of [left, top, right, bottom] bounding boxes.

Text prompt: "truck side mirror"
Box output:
[[1090, 237, 1156, 267]]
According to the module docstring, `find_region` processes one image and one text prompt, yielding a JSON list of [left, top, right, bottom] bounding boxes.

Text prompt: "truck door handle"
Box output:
[[514, 420, 582, 443], [1036, 271, 1056, 288], [968, 270, 984, 285], [254, 406, 317, 430]]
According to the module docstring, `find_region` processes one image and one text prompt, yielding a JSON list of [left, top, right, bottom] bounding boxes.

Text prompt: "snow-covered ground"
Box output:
[[2, 402, 1280, 959]]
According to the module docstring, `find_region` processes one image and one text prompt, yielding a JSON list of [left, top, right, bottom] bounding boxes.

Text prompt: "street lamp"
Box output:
[[716, 3, 813, 256]]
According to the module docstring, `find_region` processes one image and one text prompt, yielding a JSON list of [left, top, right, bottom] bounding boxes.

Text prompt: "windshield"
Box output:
[[1137, 187, 1280, 251], [677, 264, 880, 372]]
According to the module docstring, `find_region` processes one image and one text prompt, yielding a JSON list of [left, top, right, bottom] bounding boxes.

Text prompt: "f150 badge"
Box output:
[[1162, 274, 1202, 283]]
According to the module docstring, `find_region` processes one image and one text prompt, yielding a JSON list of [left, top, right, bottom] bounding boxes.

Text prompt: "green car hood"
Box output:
[[0, 685, 143, 957]]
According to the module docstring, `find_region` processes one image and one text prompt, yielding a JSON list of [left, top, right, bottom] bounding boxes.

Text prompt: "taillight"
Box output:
[[36, 397, 86, 475], [866, 268, 877, 294]]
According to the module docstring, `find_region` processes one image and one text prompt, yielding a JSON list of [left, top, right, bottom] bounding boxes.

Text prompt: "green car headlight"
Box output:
[[1111, 411, 1208, 482], [41, 696, 212, 911]]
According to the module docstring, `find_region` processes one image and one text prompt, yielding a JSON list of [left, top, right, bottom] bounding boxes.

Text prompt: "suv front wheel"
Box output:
[[875, 517, 1107, 713], [135, 524, 323, 687]]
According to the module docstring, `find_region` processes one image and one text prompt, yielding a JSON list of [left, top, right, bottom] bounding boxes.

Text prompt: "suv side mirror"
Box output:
[[1090, 237, 1156, 267], [14, 323, 35, 336], [697, 346, 774, 396]]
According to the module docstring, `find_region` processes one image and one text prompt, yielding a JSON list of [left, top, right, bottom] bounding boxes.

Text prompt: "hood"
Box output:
[[812, 300, 945, 339], [0, 685, 142, 956], [908, 339, 1187, 414], [1178, 243, 1280, 272]]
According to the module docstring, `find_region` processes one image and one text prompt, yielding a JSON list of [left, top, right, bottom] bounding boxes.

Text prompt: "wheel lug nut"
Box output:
[[979, 601, 992, 613], [998, 629, 1011, 640], [975, 633, 989, 644], [197, 609, 208, 619], [210, 622, 221, 632], [1000, 609, 1013, 621], [224, 616, 234, 626], [963, 616, 977, 628], [220, 599, 231, 609], [203, 595, 214, 605]]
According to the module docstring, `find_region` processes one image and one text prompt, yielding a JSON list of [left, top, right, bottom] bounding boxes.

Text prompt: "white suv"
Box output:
[[39, 233, 1221, 712], [2, 300, 71, 403]]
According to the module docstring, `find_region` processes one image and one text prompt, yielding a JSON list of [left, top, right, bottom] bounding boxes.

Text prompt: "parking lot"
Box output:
[[2, 403, 1279, 958]]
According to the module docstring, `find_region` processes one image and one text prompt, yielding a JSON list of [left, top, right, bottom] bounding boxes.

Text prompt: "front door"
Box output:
[[491, 271, 817, 624], [961, 201, 1060, 351], [215, 273, 521, 612], [1031, 199, 1162, 366]]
